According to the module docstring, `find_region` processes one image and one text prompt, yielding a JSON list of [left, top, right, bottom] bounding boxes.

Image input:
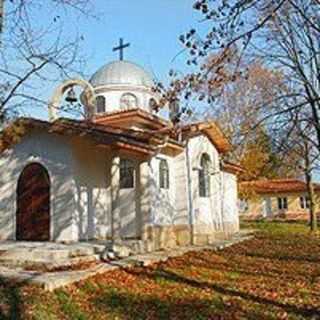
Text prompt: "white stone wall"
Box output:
[[150, 155, 177, 225], [0, 128, 239, 243], [172, 151, 189, 225], [0, 130, 75, 242], [149, 135, 239, 235], [0, 130, 114, 242], [109, 156, 147, 239], [71, 139, 111, 240], [221, 171, 239, 232], [188, 135, 222, 231], [118, 159, 140, 238]]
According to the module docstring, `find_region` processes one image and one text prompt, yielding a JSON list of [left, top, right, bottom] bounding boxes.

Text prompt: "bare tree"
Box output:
[[274, 107, 319, 231], [164, 1, 320, 151], [0, 0, 94, 122], [0, 0, 4, 34], [252, 0, 320, 149], [159, 0, 320, 231]]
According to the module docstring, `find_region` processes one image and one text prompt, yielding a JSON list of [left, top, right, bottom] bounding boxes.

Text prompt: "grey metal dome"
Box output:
[[90, 60, 154, 88]]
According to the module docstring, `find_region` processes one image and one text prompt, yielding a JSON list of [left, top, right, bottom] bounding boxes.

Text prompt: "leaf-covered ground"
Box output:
[[1, 222, 320, 320]]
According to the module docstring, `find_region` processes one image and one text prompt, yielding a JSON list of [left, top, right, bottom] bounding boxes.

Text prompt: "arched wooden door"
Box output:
[[16, 163, 50, 241]]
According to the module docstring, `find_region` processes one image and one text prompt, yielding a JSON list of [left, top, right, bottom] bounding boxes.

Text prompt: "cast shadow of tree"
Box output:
[[91, 287, 228, 320], [0, 278, 23, 320], [119, 267, 320, 319]]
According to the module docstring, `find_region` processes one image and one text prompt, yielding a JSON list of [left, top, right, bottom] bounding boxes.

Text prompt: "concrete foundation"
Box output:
[[0, 231, 254, 291], [142, 223, 239, 250]]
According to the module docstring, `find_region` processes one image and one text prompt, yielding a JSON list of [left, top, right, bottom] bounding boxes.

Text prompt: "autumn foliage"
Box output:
[[1, 222, 320, 319]]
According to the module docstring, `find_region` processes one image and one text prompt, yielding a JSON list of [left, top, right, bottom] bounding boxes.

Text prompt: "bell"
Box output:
[[65, 87, 77, 103]]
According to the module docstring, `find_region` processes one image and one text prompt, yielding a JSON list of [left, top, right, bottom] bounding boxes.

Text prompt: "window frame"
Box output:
[[199, 153, 211, 198], [96, 95, 106, 113], [149, 98, 157, 110], [159, 159, 169, 189], [120, 93, 138, 109], [277, 197, 288, 210], [119, 159, 135, 189], [300, 196, 310, 209]]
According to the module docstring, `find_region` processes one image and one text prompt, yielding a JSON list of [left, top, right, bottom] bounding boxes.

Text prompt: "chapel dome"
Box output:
[[90, 60, 154, 88]]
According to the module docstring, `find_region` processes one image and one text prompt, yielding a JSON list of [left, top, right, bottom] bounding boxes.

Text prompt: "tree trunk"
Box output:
[[304, 142, 317, 232], [306, 173, 317, 232], [309, 96, 320, 152], [303, 136, 317, 232]]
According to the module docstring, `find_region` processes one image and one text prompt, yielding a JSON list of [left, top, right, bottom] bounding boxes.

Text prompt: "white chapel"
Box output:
[[0, 52, 241, 250]]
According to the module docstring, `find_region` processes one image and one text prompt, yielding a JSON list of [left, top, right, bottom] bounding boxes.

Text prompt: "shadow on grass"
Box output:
[[0, 278, 23, 320], [91, 287, 227, 320], [242, 251, 320, 264], [122, 268, 320, 319], [165, 250, 314, 284]]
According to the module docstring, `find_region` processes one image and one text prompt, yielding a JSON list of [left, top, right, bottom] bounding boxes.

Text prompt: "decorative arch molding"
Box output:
[[120, 92, 139, 109], [48, 79, 96, 121]]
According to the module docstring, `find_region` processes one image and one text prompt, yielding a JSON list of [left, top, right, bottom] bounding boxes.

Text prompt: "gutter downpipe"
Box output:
[[186, 139, 195, 245]]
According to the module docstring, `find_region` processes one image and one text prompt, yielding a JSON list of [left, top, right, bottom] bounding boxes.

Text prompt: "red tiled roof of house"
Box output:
[[239, 179, 320, 194]]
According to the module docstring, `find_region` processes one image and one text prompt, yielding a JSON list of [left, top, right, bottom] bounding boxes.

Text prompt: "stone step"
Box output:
[[104, 240, 153, 255], [0, 249, 70, 261], [0, 246, 102, 263], [0, 254, 101, 271]]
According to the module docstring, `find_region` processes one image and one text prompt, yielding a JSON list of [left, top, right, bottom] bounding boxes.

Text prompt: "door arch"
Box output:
[[16, 163, 50, 241]]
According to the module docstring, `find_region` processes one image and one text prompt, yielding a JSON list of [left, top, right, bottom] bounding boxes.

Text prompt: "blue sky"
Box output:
[[13, 0, 201, 119], [75, 0, 198, 82]]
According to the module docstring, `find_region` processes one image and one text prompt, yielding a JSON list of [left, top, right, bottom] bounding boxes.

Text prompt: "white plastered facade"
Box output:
[[0, 129, 239, 244], [0, 59, 239, 246]]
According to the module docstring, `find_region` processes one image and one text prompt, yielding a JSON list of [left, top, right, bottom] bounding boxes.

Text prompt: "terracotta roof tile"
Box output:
[[221, 161, 244, 175], [0, 117, 157, 156], [93, 108, 169, 128], [155, 120, 232, 154], [0, 117, 185, 157], [240, 179, 320, 194]]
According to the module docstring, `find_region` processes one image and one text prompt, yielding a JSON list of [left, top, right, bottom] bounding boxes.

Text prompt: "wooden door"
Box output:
[[16, 163, 50, 241]]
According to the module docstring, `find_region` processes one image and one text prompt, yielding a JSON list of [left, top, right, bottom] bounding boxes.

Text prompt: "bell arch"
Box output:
[[48, 79, 96, 121]]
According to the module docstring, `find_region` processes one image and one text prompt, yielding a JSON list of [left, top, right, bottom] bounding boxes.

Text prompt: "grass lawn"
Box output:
[[1, 222, 320, 320]]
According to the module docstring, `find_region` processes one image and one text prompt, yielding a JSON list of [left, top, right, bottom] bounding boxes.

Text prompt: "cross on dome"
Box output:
[[112, 38, 130, 61]]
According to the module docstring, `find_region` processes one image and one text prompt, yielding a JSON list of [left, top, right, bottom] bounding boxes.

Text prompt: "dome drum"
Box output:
[[88, 60, 158, 114]]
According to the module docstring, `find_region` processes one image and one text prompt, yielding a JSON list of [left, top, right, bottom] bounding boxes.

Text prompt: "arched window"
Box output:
[[199, 154, 211, 197], [159, 159, 169, 189], [120, 93, 138, 109], [149, 98, 157, 111], [119, 159, 135, 189], [96, 96, 106, 113]]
